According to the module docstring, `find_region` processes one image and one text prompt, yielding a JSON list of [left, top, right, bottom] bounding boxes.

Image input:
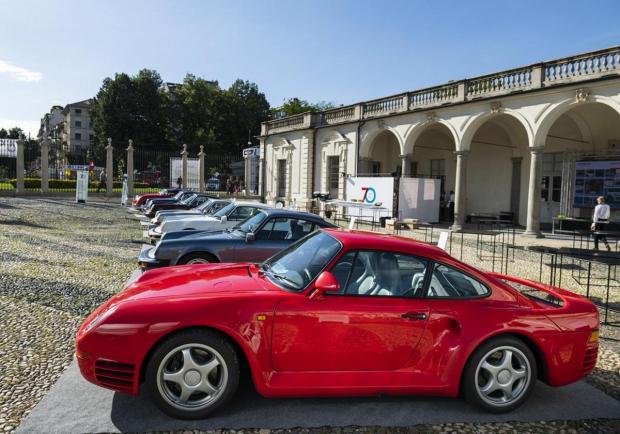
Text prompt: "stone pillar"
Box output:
[[258, 140, 265, 199], [244, 153, 251, 195], [41, 138, 49, 193], [16, 137, 24, 194], [400, 154, 410, 176], [198, 145, 205, 192], [181, 144, 188, 189], [126, 139, 134, 199], [451, 150, 468, 231], [105, 138, 113, 196], [523, 147, 544, 238]]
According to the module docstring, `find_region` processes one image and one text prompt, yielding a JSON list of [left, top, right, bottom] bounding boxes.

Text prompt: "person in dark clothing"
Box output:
[[176, 176, 183, 189]]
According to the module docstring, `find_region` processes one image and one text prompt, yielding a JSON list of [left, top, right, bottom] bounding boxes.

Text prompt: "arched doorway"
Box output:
[[538, 102, 620, 222], [465, 114, 530, 225], [358, 129, 401, 176]]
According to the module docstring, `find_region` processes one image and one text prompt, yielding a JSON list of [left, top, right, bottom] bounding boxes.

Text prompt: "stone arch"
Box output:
[[403, 118, 460, 155], [461, 108, 534, 150], [534, 95, 620, 146], [359, 125, 404, 159]]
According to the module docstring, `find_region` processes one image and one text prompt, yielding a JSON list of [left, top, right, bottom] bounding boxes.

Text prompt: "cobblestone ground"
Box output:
[[0, 197, 619, 433]]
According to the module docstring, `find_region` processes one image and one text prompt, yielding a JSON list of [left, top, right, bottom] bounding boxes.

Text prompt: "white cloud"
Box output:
[[0, 60, 43, 82]]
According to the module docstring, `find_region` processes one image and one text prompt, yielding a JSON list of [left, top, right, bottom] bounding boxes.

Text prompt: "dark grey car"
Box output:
[[138, 209, 337, 269]]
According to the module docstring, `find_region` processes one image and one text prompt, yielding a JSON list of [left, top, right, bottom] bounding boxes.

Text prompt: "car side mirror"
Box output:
[[221, 215, 228, 223], [309, 271, 339, 300], [245, 232, 255, 243]]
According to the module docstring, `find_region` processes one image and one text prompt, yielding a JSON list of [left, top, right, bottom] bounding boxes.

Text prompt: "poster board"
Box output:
[[574, 160, 620, 209], [170, 158, 201, 190], [345, 176, 394, 218], [398, 177, 441, 222], [75, 170, 89, 203]]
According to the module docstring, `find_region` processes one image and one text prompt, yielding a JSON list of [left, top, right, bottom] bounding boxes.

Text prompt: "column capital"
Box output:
[[529, 146, 545, 154], [127, 139, 134, 152], [181, 143, 188, 156], [454, 149, 469, 157], [198, 145, 205, 157], [105, 137, 112, 150], [399, 153, 409, 159]]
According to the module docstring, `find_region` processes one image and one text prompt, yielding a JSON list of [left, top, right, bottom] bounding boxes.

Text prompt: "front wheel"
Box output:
[[463, 336, 537, 413], [145, 329, 240, 419], [179, 253, 216, 265]]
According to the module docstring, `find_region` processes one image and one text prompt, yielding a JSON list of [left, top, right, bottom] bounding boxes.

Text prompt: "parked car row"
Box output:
[[76, 189, 601, 421]]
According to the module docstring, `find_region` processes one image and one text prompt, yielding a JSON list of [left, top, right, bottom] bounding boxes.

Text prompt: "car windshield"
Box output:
[[212, 202, 236, 219], [262, 231, 342, 292], [181, 194, 197, 204], [173, 191, 184, 199], [233, 211, 268, 234], [196, 199, 213, 211]]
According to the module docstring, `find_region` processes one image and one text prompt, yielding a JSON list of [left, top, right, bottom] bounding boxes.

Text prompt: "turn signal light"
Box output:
[[588, 329, 599, 344]]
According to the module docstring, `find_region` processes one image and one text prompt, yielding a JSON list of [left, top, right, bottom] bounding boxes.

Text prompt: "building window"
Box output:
[[75, 133, 82, 140], [89, 134, 94, 142], [75, 109, 82, 115], [277, 159, 287, 197], [328, 156, 340, 193], [410, 161, 418, 177], [430, 159, 445, 178], [75, 120, 82, 128], [541, 153, 563, 203]]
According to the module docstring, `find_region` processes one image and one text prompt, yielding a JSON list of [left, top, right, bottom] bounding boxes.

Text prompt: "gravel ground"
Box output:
[[0, 197, 619, 433]]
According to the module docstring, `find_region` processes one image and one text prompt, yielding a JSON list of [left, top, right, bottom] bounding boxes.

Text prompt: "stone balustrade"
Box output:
[[261, 46, 620, 135]]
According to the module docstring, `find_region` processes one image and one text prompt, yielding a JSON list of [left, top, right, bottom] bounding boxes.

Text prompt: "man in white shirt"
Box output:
[[591, 196, 611, 251]]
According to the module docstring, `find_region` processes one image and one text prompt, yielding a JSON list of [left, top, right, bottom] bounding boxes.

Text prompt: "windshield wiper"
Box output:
[[270, 272, 299, 289]]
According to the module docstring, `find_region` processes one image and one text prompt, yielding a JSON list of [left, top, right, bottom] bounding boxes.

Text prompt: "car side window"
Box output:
[[328, 250, 429, 297], [256, 219, 275, 240], [261, 218, 315, 241], [427, 264, 490, 298]]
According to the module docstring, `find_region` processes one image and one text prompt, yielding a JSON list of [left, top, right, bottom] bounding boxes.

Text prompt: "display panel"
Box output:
[[574, 160, 620, 209]]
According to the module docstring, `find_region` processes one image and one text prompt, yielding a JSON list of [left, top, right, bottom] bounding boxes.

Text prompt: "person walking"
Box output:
[[448, 190, 455, 222], [97, 170, 106, 192], [591, 196, 611, 251], [176, 176, 183, 189]]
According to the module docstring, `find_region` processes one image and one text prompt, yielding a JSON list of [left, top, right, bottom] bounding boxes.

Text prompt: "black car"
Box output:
[[141, 191, 192, 211], [144, 193, 211, 218], [138, 208, 337, 269]]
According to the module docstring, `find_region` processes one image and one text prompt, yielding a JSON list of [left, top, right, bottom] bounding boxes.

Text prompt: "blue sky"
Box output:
[[1, 0, 619, 136]]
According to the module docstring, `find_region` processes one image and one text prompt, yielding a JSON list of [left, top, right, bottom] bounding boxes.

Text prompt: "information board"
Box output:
[[345, 176, 394, 218], [574, 160, 620, 209], [75, 170, 89, 203]]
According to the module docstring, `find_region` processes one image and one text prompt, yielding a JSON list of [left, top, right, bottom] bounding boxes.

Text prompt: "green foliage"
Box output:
[[0, 127, 25, 139], [91, 70, 271, 157], [270, 98, 334, 119]]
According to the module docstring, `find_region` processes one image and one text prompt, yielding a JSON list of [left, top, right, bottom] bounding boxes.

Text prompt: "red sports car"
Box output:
[[76, 229, 599, 419], [132, 189, 181, 207]]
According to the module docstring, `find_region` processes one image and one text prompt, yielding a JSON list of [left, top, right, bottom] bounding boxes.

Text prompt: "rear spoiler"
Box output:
[[487, 272, 568, 308]]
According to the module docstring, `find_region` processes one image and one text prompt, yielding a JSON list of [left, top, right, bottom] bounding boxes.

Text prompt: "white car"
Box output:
[[151, 199, 230, 225], [147, 201, 271, 239]]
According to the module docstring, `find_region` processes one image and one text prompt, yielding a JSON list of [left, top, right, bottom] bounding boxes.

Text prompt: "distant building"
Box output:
[[37, 105, 64, 141], [60, 99, 95, 153]]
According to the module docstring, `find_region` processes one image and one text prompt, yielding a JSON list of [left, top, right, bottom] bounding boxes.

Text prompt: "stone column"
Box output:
[[181, 144, 188, 189], [105, 138, 113, 196], [198, 145, 205, 192], [258, 140, 265, 199], [126, 139, 134, 199], [451, 150, 468, 232], [400, 154, 410, 176], [16, 137, 24, 194], [523, 147, 544, 238], [41, 138, 49, 193]]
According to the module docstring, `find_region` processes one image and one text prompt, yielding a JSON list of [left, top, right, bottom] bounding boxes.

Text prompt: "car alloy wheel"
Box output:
[[157, 344, 228, 411], [146, 330, 239, 419], [186, 258, 211, 265], [463, 336, 536, 413], [475, 346, 531, 407]]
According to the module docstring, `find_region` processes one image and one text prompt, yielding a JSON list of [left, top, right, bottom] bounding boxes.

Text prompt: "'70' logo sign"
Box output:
[[361, 187, 377, 204]]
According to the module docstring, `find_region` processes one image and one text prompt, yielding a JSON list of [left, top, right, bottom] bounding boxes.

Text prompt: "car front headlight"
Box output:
[[84, 304, 119, 333]]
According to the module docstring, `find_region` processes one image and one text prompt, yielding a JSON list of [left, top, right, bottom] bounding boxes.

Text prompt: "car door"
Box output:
[[271, 250, 431, 372], [235, 217, 315, 262]]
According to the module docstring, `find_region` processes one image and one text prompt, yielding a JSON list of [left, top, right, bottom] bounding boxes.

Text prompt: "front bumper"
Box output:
[[137, 244, 166, 269]]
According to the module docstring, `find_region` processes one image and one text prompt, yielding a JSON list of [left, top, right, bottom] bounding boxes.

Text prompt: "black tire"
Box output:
[[178, 252, 217, 265], [145, 329, 240, 419], [463, 336, 537, 413]]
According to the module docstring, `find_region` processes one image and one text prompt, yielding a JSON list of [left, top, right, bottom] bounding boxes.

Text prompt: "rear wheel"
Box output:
[[463, 336, 536, 413], [179, 253, 217, 265], [145, 329, 239, 419]]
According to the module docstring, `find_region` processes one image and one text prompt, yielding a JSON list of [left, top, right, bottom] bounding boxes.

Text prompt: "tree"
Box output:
[[271, 98, 334, 119], [91, 69, 170, 159], [0, 128, 7, 139], [7, 127, 24, 139]]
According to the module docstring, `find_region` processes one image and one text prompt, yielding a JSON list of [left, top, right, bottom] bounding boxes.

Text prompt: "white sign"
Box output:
[[121, 177, 128, 206], [345, 176, 394, 218], [242, 147, 259, 158], [0, 139, 17, 158], [75, 170, 89, 203], [398, 178, 441, 223], [437, 231, 449, 251]]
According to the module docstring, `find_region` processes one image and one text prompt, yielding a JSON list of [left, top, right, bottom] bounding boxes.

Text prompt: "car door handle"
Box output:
[[401, 312, 427, 320]]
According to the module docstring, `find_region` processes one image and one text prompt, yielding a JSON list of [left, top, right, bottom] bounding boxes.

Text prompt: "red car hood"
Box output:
[[116, 263, 272, 303]]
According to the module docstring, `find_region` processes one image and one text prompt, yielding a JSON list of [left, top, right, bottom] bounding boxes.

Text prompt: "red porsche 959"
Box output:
[[76, 229, 599, 419]]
